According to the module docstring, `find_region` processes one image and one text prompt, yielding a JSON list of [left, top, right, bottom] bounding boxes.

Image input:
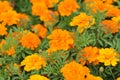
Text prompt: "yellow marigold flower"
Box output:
[[32, 24, 47, 39], [0, 24, 7, 36], [97, 48, 119, 66], [100, 20, 119, 34], [61, 61, 90, 80], [70, 12, 95, 33], [58, 0, 80, 16], [28, 74, 49, 80], [80, 46, 99, 64], [21, 53, 46, 72], [6, 46, 15, 56], [112, 16, 120, 22], [47, 29, 74, 53], [117, 77, 120, 80], [20, 32, 40, 50], [85, 74, 103, 80]]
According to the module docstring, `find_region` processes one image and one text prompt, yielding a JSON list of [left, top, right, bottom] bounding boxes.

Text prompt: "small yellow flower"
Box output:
[[70, 12, 95, 33], [21, 53, 46, 72], [28, 74, 49, 80], [97, 48, 119, 66]]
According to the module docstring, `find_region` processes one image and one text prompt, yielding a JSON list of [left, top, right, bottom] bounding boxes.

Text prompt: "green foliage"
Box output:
[[74, 31, 95, 50]]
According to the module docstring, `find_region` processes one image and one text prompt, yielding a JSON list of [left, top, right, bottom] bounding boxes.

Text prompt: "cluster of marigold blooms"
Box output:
[[0, 0, 120, 80]]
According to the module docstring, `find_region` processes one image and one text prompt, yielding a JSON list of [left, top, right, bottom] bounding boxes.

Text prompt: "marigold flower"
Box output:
[[0, 24, 7, 36], [106, 6, 120, 17], [61, 61, 90, 80], [97, 48, 119, 66], [47, 29, 74, 53], [32, 2, 48, 16], [45, 0, 58, 8], [80, 46, 99, 64], [21, 53, 46, 72], [17, 13, 29, 27], [6, 46, 16, 56], [28, 74, 49, 80], [20, 32, 40, 50], [85, 74, 103, 80], [100, 20, 119, 34], [30, 0, 58, 8], [85, 0, 109, 14], [32, 24, 47, 39], [58, 0, 80, 16], [32, 2, 57, 22], [0, 1, 13, 14], [0, 10, 19, 26], [70, 12, 95, 33]]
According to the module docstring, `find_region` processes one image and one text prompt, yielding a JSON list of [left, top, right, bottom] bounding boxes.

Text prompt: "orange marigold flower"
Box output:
[[61, 61, 90, 80], [58, 0, 80, 16], [40, 10, 57, 22], [17, 13, 29, 27], [20, 32, 40, 50], [70, 12, 95, 33], [85, 0, 108, 14], [32, 2, 48, 16], [100, 20, 119, 34], [32, 2, 57, 22], [97, 48, 119, 66], [45, 0, 58, 8], [21, 53, 46, 72], [0, 1, 13, 14], [28, 74, 49, 80], [6, 46, 15, 56], [47, 29, 74, 53], [32, 24, 47, 39], [80, 46, 99, 64], [106, 6, 120, 17], [0, 10, 19, 26], [0, 24, 7, 36]]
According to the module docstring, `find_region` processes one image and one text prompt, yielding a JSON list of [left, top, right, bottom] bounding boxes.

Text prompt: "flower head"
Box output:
[[0, 24, 7, 36], [70, 12, 95, 33], [58, 0, 80, 16], [80, 46, 99, 64], [32, 24, 47, 39], [20, 32, 40, 50], [28, 74, 49, 80], [61, 61, 90, 80], [6, 46, 16, 56], [47, 29, 74, 53], [100, 20, 119, 34], [21, 53, 46, 72], [97, 48, 119, 66]]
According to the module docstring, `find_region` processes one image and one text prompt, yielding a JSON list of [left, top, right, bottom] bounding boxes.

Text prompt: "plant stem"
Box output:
[[109, 66, 115, 80]]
